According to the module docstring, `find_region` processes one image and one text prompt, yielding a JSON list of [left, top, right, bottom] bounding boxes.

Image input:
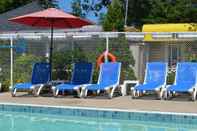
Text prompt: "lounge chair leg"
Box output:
[[158, 91, 163, 100], [164, 90, 168, 100], [36, 84, 44, 96], [168, 91, 173, 99], [80, 87, 85, 98], [142, 90, 146, 95], [97, 90, 100, 95], [79, 89, 84, 98], [11, 88, 17, 97], [157, 88, 164, 100], [106, 88, 111, 99], [108, 91, 113, 99], [55, 90, 59, 97], [136, 90, 140, 97], [32, 88, 36, 96], [108, 87, 115, 99], [131, 88, 136, 99], [191, 89, 197, 101], [52, 87, 59, 97], [52, 86, 57, 96], [83, 88, 88, 98], [172, 91, 176, 97], [75, 88, 82, 98]]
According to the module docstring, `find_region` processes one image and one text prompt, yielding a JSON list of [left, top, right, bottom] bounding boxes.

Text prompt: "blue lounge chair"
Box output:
[[52, 62, 93, 97], [82, 62, 121, 99], [131, 62, 168, 99], [165, 62, 197, 101], [12, 62, 51, 97]]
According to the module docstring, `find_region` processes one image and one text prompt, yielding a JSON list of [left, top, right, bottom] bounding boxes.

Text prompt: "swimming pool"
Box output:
[[0, 103, 197, 131]]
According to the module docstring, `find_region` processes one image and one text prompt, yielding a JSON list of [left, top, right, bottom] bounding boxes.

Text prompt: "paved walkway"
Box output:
[[0, 92, 197, 114]]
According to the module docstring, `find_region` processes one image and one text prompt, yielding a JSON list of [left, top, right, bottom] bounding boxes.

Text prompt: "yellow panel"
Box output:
[[144, 33, 153, 41], [142, 23, 197, 32]]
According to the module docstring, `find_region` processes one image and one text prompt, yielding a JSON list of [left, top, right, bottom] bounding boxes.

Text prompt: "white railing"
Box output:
[[0, 31, 197, 40]]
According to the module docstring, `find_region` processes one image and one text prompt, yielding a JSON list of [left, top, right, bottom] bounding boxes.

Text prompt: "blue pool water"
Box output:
[[0, 111, 196, 131]]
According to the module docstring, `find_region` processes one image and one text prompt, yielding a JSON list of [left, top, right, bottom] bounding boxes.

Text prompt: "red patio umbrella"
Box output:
[[9, 8, 93, 80]]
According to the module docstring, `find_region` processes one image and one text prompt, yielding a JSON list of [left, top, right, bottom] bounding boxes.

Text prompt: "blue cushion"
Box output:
[[31, 62, 51, 84], [14, 62, 51, 90], [55, 62, 93, 91], [175, 62, 197, 85], [85, 84, 113, 91], [86, 62, 121, 91], [14, 82, 33, 90], [135, 62, 167, 92], [167, 62, 197, 93], [98, 62, 121, 85], [57, 84, 80, 90], [145, 62, 167, 85], [168, 83, 194, 92], [136, 82, 162, 91], [71, 62, 93, 84]]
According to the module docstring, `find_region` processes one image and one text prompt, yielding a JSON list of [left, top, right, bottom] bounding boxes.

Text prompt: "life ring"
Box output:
[[96, 52, 116, 68]]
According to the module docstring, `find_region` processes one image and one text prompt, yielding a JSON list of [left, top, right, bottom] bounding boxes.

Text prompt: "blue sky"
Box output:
[[58, 0, 106, 23]]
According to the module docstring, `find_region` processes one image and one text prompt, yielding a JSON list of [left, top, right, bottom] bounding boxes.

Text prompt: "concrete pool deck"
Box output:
[[0, 92, 197, 114]]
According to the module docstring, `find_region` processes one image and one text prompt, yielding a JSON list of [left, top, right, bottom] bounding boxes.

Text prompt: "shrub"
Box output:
[[52, 47, 88, 80], [167, 71, 175, 84]]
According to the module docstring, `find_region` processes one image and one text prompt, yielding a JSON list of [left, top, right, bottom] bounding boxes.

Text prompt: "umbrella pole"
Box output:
[[49, 24, 54, 81]]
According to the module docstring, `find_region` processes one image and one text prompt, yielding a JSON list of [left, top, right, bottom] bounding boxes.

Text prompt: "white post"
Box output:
[[106, 36, 109, 52], [105, 36, 109, 62], [10, 37, 13, 89], [124, 0, 128, 27]]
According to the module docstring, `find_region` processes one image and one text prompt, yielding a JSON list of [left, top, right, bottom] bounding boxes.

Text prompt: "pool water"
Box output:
[[0, 111, 196, 131]]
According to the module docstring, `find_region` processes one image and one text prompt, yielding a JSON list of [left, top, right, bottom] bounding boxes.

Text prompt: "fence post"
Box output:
[[105, 36, 109, 62], [10, 37, 13, 89]]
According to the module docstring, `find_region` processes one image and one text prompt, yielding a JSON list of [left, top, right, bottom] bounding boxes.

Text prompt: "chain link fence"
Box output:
[[0, 34, 137, 91], [0, 33, 196, 91]]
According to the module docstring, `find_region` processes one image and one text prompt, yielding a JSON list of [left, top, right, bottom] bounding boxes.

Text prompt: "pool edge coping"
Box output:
[[0, 102, 197, 116]]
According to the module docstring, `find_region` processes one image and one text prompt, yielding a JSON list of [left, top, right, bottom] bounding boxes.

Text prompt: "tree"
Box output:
[[103, 0, 124, 31], [38, 0, 58, 9], [71, 0, 85, 17], [143, 0, 195, 23], [125, 0, 151, 27], [126, 0, 197, 27], [0, 0, 31, 13], [70, 0, 197, 27], [70, 0, 111, 18]]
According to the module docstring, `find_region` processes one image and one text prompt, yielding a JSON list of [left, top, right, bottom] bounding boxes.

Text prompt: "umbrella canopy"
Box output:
[[9, 8, 92, 28], [9, 8, 93, 80]]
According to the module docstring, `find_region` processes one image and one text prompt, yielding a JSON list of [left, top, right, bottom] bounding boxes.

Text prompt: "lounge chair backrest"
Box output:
[[175, 62, 197, 85], [98, 62, 121, 85], [31, 62, 51, 84], [71, 62, 93, 84], [144, 62, 167, 85]]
